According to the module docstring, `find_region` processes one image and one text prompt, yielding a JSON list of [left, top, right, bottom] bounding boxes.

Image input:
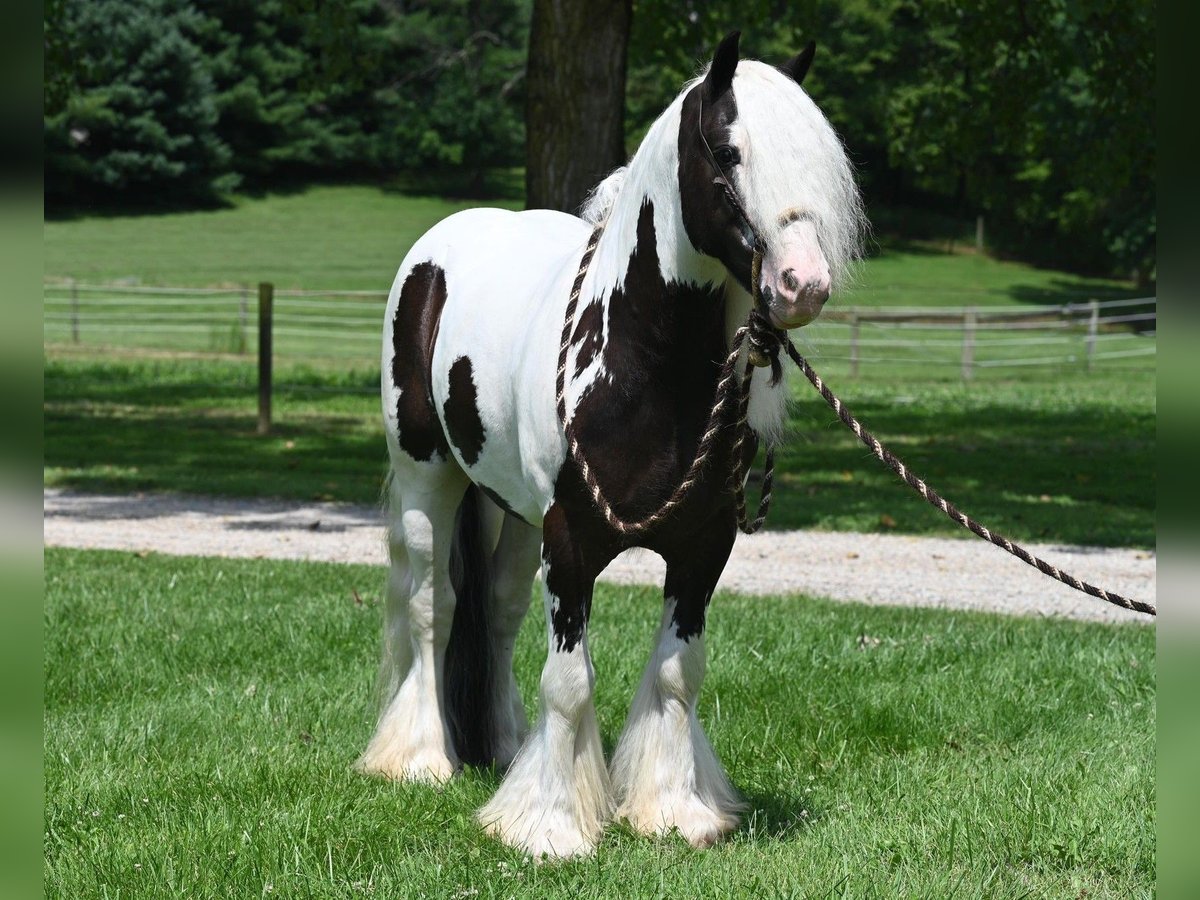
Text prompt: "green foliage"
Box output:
[[44, 0, 237, 207], [368, 0, 528, 181], [627, 0, 1155, 280], [45, 0, 529, 208], [44, 0, 1153, 277], [883, 0, 1156, 281]]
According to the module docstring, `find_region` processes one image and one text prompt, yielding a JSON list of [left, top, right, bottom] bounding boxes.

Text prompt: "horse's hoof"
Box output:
[[481, 811, 599, 860], [355, 748, 459, 784], [618, 797, 740, 848]]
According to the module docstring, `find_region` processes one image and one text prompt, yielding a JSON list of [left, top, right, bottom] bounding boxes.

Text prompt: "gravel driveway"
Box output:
[[44, 488, 1155, 623]]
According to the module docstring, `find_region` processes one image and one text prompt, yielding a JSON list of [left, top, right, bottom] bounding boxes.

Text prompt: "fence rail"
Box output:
[[44, 279, 1156, 429]]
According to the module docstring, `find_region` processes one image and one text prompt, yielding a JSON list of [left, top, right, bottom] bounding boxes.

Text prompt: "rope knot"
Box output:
[[747, 307, 786, 386]]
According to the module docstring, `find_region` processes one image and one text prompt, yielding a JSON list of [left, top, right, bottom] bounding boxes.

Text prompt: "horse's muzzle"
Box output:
[[763, 273, 830, 333], [761, 218, 831, 329]]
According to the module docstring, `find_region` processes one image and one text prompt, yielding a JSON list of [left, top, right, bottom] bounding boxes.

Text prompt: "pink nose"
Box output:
[[767, 267, 830, 329]]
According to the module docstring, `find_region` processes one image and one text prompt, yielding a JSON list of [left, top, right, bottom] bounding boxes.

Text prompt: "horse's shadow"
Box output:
[[735, 785, 825, 842]]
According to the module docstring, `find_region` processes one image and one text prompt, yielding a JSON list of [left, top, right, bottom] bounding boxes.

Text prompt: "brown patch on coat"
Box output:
[[391, 262, 450, 462], [444, 356, 486, 466]]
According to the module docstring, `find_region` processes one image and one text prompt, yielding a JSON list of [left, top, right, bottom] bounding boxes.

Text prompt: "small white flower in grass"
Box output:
[[91, 810, 100, 817], [118, 814, 126, 820], [142, 798, 149, 804], [264, 884, 274, 894], [134, 864, 142, 870]]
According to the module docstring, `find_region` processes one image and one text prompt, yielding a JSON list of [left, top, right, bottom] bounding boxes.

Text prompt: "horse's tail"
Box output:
[[445, 483, 496, 767]]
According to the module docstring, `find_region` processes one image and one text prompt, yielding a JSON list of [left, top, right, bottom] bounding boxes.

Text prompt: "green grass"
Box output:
[[43, 186, 521, 292], [44, 355, 1156, 548], [43, 185, 1149, 379], [44, 548, 1155, 898], [44, 184, 1136, 302]]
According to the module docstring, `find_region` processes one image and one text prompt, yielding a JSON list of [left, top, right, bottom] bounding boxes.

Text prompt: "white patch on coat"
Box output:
[[610, 600, 743, 845]]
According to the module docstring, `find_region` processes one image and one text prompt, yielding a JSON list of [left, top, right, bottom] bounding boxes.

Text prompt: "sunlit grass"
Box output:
[[44, 548, 1155, 898]]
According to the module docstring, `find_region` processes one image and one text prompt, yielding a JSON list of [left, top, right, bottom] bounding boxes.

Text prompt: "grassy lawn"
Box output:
[[44, 184, 1138, 303], [44, 548, 1155, 897], [43, 186, 522, 292], [43, 354, 1156, 548]]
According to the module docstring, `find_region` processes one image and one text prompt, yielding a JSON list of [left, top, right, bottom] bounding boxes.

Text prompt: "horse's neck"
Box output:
[[589, 193, 726, 363]]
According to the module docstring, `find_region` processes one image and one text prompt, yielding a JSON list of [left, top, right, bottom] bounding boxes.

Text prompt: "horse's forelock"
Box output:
[[730, 61, 867, 289]]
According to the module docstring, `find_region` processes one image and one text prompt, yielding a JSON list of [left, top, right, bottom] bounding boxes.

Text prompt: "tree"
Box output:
[[882, 0, 1155, 280], [371, 0, 529, 190], [44, 0, 236, 208], [525, 0, 632, 212]]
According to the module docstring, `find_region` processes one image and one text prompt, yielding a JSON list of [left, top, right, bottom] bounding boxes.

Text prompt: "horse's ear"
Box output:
[[781, 41, 817, 86], [703, 31, 741, 100]]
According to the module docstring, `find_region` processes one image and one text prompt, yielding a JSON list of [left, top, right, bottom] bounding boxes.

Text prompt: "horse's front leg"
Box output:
[[478, 505, 613, 858], [610, 515, 744, 846]]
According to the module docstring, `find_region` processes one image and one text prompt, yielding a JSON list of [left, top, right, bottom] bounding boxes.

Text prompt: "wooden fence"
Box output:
[[43, 281, 1156, 434]]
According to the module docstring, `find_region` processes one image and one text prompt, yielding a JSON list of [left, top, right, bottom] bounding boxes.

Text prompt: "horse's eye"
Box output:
[[713, 145, 739, 168]]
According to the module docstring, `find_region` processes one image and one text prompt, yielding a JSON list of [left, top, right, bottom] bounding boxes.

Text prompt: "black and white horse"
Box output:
[[358, 33, 865, 858]]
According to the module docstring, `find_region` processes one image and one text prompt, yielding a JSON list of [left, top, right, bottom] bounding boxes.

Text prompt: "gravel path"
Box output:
[[44, 488, 1155, 623]]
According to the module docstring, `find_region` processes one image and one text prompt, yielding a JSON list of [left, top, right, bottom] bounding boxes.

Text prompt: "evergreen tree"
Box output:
[[44, 0, 235, 208]]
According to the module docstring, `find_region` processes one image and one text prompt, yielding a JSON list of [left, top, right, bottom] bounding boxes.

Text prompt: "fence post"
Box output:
[[257, 282, 273, 436], [849, 312, 860, 378], [238, 287, 249, 354], [961, 307, 977, 380], [70, 279, 80, 344], [975, 215, 984, 252], [1085, 299, 1099, 372]]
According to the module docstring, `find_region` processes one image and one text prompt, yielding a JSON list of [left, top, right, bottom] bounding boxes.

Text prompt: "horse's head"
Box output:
[[677, 32, 864, 329]]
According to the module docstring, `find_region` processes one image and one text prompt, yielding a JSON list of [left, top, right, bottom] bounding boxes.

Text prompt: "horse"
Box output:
[[356, 31, 865, 859]]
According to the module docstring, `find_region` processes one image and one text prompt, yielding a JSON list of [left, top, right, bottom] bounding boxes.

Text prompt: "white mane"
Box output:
[[580, 168, 627, 226], [578, 61, 865, 290]]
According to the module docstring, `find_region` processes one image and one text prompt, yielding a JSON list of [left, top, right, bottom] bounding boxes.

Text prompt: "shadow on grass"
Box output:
[[44, 357, 1155, 547], [45, 407, 387, 504], [738, 787, 824, 841], [1005, 277, 1152, 307], [766, 393, 1154, 547]]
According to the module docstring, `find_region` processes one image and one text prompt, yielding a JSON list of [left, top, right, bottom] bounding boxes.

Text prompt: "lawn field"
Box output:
[[44, 548, 1155, 898], [44, 187, 1153, 368], [44, 185, 1138, 303]]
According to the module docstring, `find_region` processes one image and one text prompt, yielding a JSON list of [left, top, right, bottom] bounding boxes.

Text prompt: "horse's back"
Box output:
[[383, 207, 590, 521]]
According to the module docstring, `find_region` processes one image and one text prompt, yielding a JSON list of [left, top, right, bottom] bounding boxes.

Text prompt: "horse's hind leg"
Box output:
[[357, 466, 469, 782], [610, 517, 744, 846], [486, 513, 542, 767]]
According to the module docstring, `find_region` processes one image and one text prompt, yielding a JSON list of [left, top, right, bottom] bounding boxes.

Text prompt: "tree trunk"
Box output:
[[525, 0, 631, 213]]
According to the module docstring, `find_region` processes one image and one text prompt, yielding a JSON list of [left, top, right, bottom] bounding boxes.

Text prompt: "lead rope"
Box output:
[[556, 227, 1155, 617], [556, 227, 776, 536], [782, 340, 1157, 617]]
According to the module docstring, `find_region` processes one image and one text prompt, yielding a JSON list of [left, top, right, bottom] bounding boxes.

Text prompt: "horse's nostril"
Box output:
[[780, 269, 799, 292]]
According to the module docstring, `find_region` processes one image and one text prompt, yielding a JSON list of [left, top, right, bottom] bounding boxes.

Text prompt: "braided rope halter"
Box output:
[[555, 227, 777, 537], [554, 96, 1155, 617]]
